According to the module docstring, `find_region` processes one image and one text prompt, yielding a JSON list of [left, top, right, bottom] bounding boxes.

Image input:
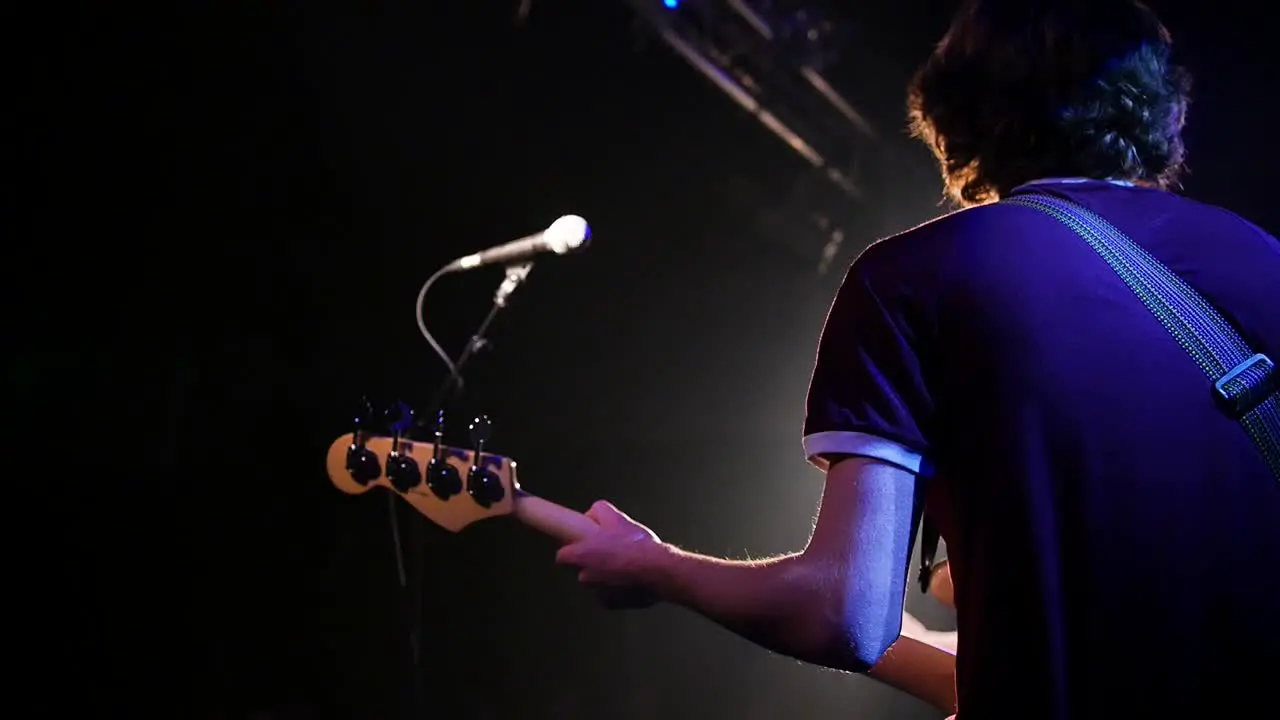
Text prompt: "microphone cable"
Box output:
[[415, 264, 461, 392]]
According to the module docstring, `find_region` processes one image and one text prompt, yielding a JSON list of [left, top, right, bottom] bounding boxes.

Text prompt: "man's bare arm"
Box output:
[[637, 546, 869, 668], [869, 631, 957, 714], [639, 553, 959, 713], [630, 457, 921, 673], [900, 610, 958, 653]]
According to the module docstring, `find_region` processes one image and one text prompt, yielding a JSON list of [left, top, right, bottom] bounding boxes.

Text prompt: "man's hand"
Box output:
[[555, 501, 665, 609], [928, 559, 955, 608]]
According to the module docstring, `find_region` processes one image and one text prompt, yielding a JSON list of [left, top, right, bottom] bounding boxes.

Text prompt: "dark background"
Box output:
[[16, 0, 1278, 717]]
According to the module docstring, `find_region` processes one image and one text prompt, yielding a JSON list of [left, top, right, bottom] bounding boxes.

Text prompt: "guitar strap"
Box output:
[[918, 191, 1280, 595]]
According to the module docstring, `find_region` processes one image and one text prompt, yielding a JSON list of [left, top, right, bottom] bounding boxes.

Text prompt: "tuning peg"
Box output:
[[386, 452, 423, 493], [426, 409, 462, 500], [346, 445, 381, 486], [466, 414, 503, 508], [384, 401, 422, 493], [345, 395, 381, 486]]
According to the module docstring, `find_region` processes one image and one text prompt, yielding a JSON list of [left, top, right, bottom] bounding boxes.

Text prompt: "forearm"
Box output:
[[640, 543, 878, 672], [868, 634, 957, 714], [899, 610, 958, 653], [636, 543, 956, 709], [870, 611, 958, 712]]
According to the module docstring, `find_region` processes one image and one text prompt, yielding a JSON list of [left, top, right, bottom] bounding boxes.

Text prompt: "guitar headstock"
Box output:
[[324, 407, 520, 532]]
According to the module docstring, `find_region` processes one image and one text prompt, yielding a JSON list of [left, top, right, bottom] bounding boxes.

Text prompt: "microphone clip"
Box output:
[[493, 262, 534, 308]]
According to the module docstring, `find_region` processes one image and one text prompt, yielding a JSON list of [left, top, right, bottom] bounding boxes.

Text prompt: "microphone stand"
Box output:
[[390, 261, 535, 719], [427, 262, 534, 411]]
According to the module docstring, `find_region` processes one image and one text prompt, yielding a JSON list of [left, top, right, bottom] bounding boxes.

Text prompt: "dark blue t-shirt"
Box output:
[[803, 179, 1280, 719]]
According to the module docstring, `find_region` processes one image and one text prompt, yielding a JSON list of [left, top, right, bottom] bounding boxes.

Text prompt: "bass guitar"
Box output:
[[325, 412, 595, 542], [325, 410, 959, 715]]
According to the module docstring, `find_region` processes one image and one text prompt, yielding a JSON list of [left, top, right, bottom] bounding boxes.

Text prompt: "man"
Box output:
[[556, 2, 1280, 717]]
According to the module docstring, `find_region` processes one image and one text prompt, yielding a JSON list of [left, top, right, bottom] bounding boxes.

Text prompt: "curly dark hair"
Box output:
[[907, 0, 1192, 207]]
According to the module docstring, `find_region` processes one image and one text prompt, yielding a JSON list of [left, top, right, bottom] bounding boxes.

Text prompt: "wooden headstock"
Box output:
[[325, 430, 597, 542], [324, 432, 519, 532]]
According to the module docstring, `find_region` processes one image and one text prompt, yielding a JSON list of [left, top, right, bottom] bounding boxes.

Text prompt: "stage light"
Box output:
[[663, 0, 679, 8]]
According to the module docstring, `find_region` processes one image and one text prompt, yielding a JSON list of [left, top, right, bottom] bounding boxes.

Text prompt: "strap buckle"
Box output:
[[1214, 353, 1277, 419]]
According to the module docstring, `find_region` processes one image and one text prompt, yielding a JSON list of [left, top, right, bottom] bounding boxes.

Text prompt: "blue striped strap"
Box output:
[[1004, 193, 1280, 482]]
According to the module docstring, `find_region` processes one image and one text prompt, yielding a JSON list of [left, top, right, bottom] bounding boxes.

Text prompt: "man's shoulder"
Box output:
[[864, 202, 1041, 260], [1149, 193, 1278, 246], [850, 202, 1044, 286]]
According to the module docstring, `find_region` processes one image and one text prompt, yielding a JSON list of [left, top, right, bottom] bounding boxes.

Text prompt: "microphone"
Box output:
[[445, 215, 591, 272]]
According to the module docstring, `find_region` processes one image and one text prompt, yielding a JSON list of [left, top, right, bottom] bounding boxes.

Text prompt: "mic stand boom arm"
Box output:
[[428, 262, 534, 410]]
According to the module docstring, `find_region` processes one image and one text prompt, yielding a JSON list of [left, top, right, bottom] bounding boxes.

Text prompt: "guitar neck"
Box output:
[[511, 490, 597, 543]]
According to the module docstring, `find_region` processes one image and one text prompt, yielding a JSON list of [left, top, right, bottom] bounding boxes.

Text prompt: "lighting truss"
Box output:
[[622, 0, 877, 201]]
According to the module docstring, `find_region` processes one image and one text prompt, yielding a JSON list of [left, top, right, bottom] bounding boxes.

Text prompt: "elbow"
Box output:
[[852, 631, 898, 673], [815, 584, 902, 673], [861, 628, 898, 670], [817, 616, 897, 674], [779, 556, 899, 673], [795, 593, 899, 674]]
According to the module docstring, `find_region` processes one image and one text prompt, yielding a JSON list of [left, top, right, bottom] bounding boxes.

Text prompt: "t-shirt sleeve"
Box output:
[[802, 260, 935, 474]]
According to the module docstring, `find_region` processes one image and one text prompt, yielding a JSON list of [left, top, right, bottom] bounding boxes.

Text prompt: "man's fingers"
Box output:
[[555, 543, 584, 565], [586, 500, 622, 523]]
